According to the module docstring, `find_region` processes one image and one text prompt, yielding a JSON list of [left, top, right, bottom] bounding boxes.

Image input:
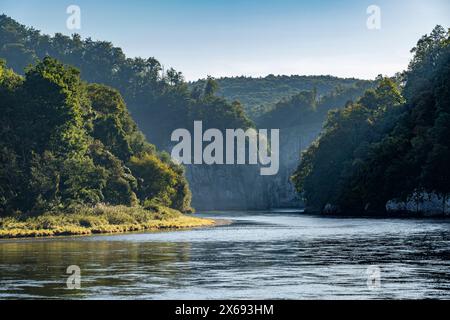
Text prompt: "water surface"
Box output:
[[1, 210, 449, 299]]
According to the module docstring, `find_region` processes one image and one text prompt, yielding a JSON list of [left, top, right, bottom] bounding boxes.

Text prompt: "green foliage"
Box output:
[[293, 26, 450, 214], [204, 76, 219, 96], [0, 15, 253, 151], [256, 81, 374, 128], [88, 84, 135, 160], [0, 57, 192, 216], [128, 153, 178, 207], [88, 141, 138, 206], [22, 57, 91, 157], [192, 74, 373, 118], [292, 77, 408, 212]]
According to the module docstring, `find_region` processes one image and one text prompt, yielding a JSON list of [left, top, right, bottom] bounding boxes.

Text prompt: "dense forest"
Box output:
[[0, 14, 372, 144], [292, 26, 450, 215], [0, 14, 252, 151], [0, 57, 192, 216], [2, 14, 448, 217], [255, 81, 374, 128], [0, 14, 374, 210], [192, 75, 372, 118]]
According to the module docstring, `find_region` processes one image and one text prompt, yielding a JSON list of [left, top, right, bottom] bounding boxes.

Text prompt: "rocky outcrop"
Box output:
[[386, 192, 450, 216], [185, 163, 271, 210], [271, 122, 323, 207], [175, 122, 323, 210]]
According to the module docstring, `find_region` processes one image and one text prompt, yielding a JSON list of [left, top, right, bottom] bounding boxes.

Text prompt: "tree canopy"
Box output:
[[0, 14, 253, 150], [0, 57, 192, 216], [191, 74, 372, 118], [292, 26, 450, 214]]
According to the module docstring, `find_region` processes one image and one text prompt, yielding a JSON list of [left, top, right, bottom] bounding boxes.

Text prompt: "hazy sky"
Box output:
[[1, 0, 449, 80]]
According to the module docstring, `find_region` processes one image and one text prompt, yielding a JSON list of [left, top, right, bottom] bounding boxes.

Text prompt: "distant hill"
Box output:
[[256, 81, 375, 128], [191, 75, 373, 118]]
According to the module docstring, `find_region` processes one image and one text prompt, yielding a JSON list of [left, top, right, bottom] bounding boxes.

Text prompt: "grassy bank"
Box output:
[[0, 204, 215, 239]]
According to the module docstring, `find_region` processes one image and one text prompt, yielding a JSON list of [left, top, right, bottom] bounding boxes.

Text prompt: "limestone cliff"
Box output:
[[172, 122, 323, 210]]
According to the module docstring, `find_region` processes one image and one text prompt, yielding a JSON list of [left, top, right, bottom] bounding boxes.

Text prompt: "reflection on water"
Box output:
[[0, 211, 449, 299]]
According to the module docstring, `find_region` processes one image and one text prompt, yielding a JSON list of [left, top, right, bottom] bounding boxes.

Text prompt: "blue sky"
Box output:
[[1, 0, 449, 80]]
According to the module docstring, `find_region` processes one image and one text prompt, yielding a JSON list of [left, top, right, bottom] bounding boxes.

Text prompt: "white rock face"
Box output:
[[386, 192, 450, 216], [168, 122, 324, 210]]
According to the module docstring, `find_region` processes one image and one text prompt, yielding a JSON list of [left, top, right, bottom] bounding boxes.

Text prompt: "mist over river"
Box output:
[[1, 210, 449, 299]]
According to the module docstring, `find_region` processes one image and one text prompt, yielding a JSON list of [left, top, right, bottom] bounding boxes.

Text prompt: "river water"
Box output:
[[0, 210, 449, 299]]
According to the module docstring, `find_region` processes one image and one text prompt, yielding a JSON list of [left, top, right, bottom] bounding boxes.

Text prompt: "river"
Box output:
[[1, 210, 449, 299]]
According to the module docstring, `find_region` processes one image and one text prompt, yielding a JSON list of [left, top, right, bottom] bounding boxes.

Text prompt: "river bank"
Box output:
[[304, 208, 450, 218], [0, 204, 216, 239]]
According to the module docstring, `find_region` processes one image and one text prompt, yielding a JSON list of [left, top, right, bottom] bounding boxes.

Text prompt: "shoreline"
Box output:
[[303, 209, 450, 219], [0, 216, 221, 240], [0, 215, 234, 241], [0, 205, 226, 240], [0, 216, 217, 240]]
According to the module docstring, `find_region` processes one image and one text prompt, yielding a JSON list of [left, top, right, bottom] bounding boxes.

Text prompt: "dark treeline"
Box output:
[[0, 15, 252, 150], [0, 57, 192, 216], [292, 26, 450, 215]]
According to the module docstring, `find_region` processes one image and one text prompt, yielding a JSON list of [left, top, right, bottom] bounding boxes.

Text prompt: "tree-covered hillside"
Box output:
[[0, 14, 372, 148], [0, 15, 381, 211], [292, 26, 450, 215], [256, 81, 374, 128], [192, 75, 373, 118], [0, 15, 252, 150], [0, 57, 192, 216]]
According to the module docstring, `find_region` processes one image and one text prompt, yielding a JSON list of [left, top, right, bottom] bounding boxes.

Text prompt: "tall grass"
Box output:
[[0, 204, 214, 239]]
